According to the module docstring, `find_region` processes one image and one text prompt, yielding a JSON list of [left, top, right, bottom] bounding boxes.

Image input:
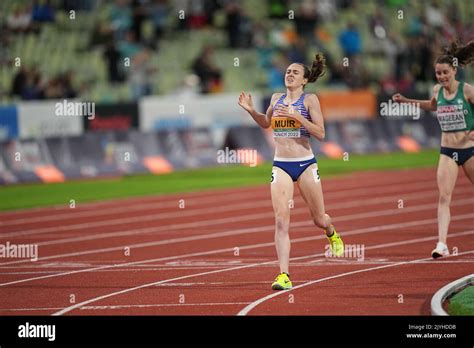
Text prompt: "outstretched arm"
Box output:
[[238, 92, 278, 129], [392, 85, 440, 112]]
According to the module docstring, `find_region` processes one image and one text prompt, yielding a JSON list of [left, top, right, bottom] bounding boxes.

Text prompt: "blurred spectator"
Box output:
[[129, 49, 156, 99], [191, 46, 222, 94], [62, 0, 96, 11], [339, 23, 362, 58], [21, 69, 43, 100], [172, 74, 200, 97], [204, 0, 221, 26], [131, 0, 147, 42], [380, 73, 398, 95], [267, 52, 288, 90], [397, 71, 415, 94], [43, 78, 62, 99], [109, 0, 132, 39], [7, 5, 33, 33], [369, 7, 386, 39], [225, 3, 253, 48], [294, 0, 319, 42], [0, 28, 12, 66], [425, 1, 445, 29], [406, 36, 433, 83], [287, 37, 307, 64], [315, 0, 337, 21], [323, 50, 345, 85], [407, 13, 430, 37], [104, 41, 123, 83], [150, 0, 169, 40], [118, 31, 143, 60], [59, 71, 78, 99], [90, 22, 114, 48], [340, 55, 369, 89], [188, 0, 208, 29], [380, 33, 405, 80], [32, 0, 55, 23], [11, 67, 28, 98]]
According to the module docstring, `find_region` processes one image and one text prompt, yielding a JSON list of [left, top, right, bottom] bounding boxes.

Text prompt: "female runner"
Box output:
[[393, 41, 474, 258], [238, 53, 344, 290]]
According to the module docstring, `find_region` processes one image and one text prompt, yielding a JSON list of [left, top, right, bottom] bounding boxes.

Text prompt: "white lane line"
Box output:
[[80, 302, 252, 310], [1, 200, 272, 238], [2, 178, 456, 238], [32, 189, 442, 247], [1, 197, 472, 268], [0, 191, 270, 227], [3, 259, 474, 275], [1, 213, 473, 286], [0, 307, 64, 312], [0, 170, 442, 223], [0, 302, 252, 312], [236, 249, 474, 316], [51, 230, 474, 316]]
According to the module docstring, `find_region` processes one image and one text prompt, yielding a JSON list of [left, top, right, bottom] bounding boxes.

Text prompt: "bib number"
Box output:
[[272, 117, 301, 138], [271, 169, 277, 184], [312, 166, 320, 182]]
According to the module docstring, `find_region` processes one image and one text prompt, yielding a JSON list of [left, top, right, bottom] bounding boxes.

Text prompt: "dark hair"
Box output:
[[435, 40, 474, 68], [297, 53, 326, 87]]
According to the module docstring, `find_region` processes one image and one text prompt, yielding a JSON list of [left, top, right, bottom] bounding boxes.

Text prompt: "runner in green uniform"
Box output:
[[392, 40, 474, 258]]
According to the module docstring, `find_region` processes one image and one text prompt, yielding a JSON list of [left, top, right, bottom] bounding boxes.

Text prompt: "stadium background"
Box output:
[[0, 0, 473, 205]]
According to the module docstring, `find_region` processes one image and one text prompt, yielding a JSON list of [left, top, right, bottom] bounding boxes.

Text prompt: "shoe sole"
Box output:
[[272, 284, 292, 290], [432, 251, 449, 259]]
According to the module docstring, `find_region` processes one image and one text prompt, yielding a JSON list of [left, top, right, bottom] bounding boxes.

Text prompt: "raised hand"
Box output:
[[274, 105, 303, 122], [392, 93, 406, 103], [238, 91, 254, 113]]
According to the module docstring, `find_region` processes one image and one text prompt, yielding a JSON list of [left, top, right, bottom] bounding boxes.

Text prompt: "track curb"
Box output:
[[431, 274, 474, 315]]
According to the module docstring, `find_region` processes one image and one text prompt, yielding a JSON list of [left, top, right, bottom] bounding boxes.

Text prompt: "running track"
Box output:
[[0, 167, 473, 316]]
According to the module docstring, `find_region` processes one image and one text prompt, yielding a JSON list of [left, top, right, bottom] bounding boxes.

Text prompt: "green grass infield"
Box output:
[[0, 149, 440, 211]]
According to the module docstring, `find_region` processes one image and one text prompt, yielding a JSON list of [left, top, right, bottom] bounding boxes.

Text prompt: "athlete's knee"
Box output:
[[275, 216, 290, 234], [438, 192, 452, 205]]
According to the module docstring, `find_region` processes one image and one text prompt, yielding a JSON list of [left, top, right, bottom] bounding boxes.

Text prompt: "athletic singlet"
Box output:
[[436, 81, 474, 132], [272, 93, 312, 138]]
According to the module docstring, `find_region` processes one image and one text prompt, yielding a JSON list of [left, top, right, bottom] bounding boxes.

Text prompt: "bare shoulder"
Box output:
[[432, 84, 441, 100], [463, 82, 474, 99], [304, 93, 320, 107], [304, 93, 319, 102], [269, 92, 283, 106], [271, 92, 284, 101]]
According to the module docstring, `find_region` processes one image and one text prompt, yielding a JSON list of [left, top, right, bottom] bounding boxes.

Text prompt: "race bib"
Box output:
[[272, 117, 301, 138], [437, 105, 468, 131]]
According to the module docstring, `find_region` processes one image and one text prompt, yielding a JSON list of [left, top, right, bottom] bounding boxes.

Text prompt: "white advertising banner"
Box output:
[[139, 93, 260, 129], [17, 100, 84, 139]]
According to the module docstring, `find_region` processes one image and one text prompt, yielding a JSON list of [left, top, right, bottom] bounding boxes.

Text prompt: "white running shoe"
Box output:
[[432, 242, 449, 259]]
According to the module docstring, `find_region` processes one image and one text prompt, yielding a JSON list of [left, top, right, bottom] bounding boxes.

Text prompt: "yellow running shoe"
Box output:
[[271, 272, 292, 290], [327, 229, 344, 257]]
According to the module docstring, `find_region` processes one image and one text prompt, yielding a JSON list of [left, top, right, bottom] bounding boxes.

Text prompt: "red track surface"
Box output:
[[0, 167, 473, 316]]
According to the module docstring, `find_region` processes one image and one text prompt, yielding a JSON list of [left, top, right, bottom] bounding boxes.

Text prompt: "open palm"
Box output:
[[238, 91, 254, 113]]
